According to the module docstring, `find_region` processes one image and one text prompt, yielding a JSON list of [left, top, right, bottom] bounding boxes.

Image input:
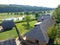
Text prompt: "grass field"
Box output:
[[0, 29, 18, 40], [0, 13, 21, 23], [0, 20, 37, 40], [0, 13, 35, 20], [0, 13, 35, 23], [0, 13, 21, 20]]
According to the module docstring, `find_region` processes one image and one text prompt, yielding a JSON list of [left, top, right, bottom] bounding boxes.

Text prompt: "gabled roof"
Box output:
[[24, 25, 49, 43], [1, 20, 15, 30], [24, 14, 54, 44]]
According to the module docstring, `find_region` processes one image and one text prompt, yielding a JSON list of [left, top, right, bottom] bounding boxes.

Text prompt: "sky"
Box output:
[[0, 0, 60, 8]]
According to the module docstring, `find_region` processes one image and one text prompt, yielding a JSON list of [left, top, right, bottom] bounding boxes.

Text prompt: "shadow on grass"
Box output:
[[0, 30, 10, 33], [22, 24, 33, 30], [0, 28, 13, 33]]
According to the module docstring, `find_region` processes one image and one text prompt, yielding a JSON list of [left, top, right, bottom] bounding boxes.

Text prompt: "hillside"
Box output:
[[0, 4, 54, 12]]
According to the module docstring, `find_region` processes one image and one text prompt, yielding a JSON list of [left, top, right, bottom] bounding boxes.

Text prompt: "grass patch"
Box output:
[[0, 28, 18, 40], [0, 13, 20, 20], [16, 20, 37, 35], [0, 20, 37, 40]]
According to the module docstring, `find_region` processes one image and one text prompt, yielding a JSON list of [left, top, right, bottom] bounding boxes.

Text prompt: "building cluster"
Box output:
[[23, 14, 54, 45]]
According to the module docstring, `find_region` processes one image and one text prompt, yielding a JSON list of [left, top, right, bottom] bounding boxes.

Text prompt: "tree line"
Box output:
[[0, 4, 54, 13]]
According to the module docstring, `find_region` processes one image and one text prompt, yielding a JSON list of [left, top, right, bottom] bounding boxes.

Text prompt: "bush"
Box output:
[[47, 25, 58, 45]]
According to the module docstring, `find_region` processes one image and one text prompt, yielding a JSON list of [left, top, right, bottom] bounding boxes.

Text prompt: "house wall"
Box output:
[[0, 38, 16, 45], [39, 41, 46, 45], [25, 37, 47, 45], [26, 37, 36, 43]]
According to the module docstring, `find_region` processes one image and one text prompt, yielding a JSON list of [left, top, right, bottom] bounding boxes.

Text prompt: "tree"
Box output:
[[48, 25, 57, 39], [24, 15, 31, 26], [24, 12, 30, 15], [20, 12, 24, 15], [47, 25, 58, 45], [8, 12, 10, 15], [31, 11, 35, 14], [35, 13, 40, 20], [53, 5, 60, 23], [11, 12, 13, 15]]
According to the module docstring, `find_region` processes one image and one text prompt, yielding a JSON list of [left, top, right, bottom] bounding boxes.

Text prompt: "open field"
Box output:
[[0, 20, 37, 40], [0, 29, 18, 40], [0, 13, 35, 19], [0, 13, 35, 23], [0, 13, 21, 20]]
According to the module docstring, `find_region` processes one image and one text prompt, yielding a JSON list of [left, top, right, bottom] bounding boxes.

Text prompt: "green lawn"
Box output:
[[0, 29, 18, 40], [0, 13, 21, 20], [16, 20, 37, 35], [0, 20, 37, 40]]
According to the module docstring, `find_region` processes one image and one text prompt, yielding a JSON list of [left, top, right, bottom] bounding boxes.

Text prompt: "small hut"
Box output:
[[1, 20, 15, 30]]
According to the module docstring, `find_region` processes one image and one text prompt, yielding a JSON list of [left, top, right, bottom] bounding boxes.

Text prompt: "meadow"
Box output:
[[0, 13, 21, 19], [0, 13, 37, 40]]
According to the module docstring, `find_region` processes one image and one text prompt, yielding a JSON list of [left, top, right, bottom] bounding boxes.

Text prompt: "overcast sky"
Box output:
[[0, 0, 60, 8]]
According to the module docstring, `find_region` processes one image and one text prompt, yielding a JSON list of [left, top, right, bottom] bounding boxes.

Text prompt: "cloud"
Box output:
[[0, 0, 60, 8]]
